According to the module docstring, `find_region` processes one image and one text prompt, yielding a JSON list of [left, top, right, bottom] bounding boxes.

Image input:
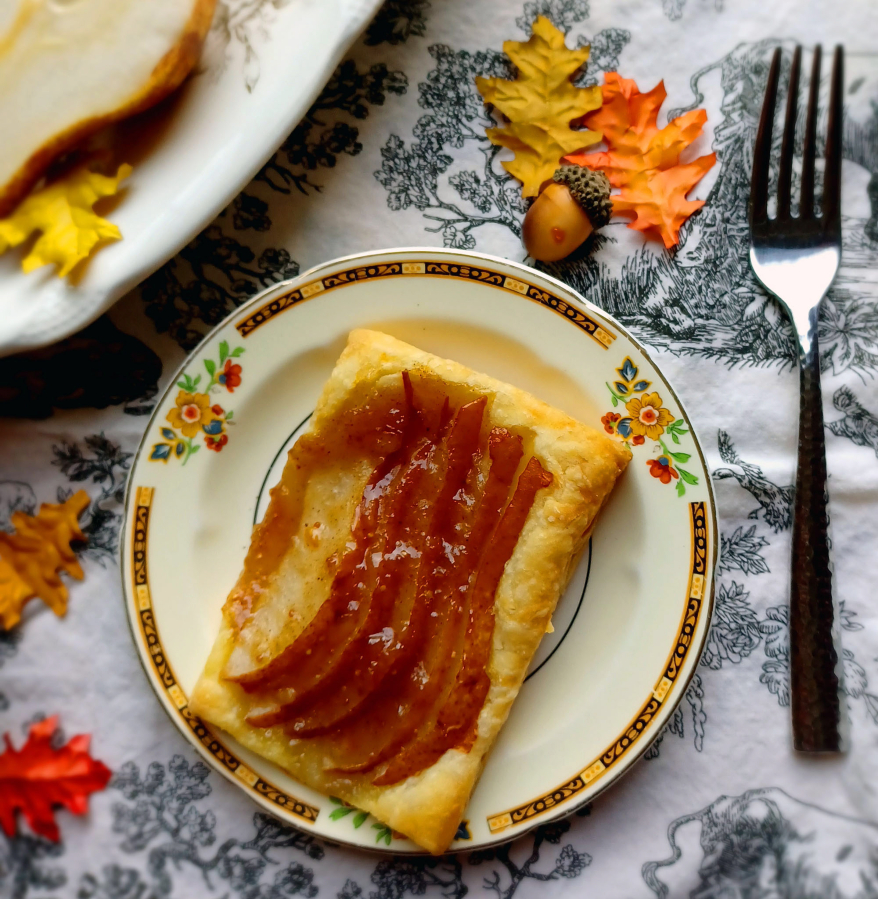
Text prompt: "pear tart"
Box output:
[[190, 330, 631, 853]]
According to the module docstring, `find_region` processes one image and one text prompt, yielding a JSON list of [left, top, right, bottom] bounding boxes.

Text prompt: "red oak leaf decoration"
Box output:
[[0, 716, 112, 841]]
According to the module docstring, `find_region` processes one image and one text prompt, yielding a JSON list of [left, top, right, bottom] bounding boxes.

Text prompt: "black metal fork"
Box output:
[[749, 46, 845, 752]]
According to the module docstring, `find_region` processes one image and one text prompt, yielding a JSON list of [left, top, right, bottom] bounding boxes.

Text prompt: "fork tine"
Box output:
[[750, 48, 782, 226], [777, 46, 801, 219], [800, 46, 822, 218], [822, 45, 844, 227]]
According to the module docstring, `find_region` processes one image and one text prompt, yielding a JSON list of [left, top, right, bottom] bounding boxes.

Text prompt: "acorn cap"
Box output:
[[552, 165, 612, 230]]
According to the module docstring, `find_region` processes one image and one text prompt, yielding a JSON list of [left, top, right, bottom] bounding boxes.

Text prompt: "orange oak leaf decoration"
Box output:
[[475, 16, 602, 197], [610, 156, 717, 248], [0, 716, 112, 841], [0, 491, 89, 629], [564, 72, 716, 247]]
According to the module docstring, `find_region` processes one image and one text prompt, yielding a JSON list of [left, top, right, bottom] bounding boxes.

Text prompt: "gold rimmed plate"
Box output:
[[121, 247, 717, 853]]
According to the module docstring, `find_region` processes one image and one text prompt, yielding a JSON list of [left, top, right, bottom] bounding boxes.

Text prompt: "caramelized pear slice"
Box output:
[[327, 428, 524, 774], [229, 378, 414, 693], [246, 437, 435, 728], [222, 376, 412, 683], [373, 455, 552, 786], [277, 396, 489, 737]]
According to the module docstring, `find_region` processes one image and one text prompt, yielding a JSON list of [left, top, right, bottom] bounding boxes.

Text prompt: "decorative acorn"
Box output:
[[522, 165, 612, 262]]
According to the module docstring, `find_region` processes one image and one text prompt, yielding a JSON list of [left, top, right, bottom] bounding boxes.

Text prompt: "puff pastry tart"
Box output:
[[189, 329, 631, 853]]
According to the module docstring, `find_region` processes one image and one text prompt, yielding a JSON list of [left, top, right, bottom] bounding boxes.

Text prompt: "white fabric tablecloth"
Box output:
[[3, 0, 878, 896]]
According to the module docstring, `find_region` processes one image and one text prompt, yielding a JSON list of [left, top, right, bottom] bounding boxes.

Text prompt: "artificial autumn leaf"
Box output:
[[0, 163, 132, 277], [610, 155, 717, 248], [0, 716, 111, 841], [0, 491, 89, 630], [565, 73, 708, 186], [564, 72, 715, 247], [475, 16, 602, 197]]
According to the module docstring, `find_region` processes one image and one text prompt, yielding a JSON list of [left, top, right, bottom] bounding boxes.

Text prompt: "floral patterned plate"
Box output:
[[121, 247, 718, 854]]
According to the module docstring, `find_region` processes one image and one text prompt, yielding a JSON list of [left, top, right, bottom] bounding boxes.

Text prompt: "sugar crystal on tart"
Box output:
[[189, 329, 631, 854]]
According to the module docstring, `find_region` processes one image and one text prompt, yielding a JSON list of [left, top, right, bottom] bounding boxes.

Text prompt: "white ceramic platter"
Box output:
[[0, 0, 382, 357], [121, 248, 717, 854]]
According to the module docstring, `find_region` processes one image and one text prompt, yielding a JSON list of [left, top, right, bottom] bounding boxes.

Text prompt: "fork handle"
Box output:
[[790, 325, 842, 752]]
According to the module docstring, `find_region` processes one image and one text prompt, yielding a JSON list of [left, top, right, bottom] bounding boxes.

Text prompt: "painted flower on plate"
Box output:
[[648, 455, 679, 484], [206, 433, 229, 452], [219, 359, 242, 392], [166, 391, 218, 437], [625, 392, 674, 440], [601, 412, 620, 434]]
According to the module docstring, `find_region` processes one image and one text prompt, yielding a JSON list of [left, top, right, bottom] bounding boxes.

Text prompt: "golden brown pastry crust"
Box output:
[[189, 329, 630, 854]]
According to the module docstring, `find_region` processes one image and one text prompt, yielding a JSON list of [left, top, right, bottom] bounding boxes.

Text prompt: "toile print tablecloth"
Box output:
[[2, 0, 878, 896]]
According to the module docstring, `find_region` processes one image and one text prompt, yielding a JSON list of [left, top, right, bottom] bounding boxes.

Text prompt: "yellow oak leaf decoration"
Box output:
[[0, 491, 89, 630], [0, 164, 132, 277], [475, 16, 602, 197]]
